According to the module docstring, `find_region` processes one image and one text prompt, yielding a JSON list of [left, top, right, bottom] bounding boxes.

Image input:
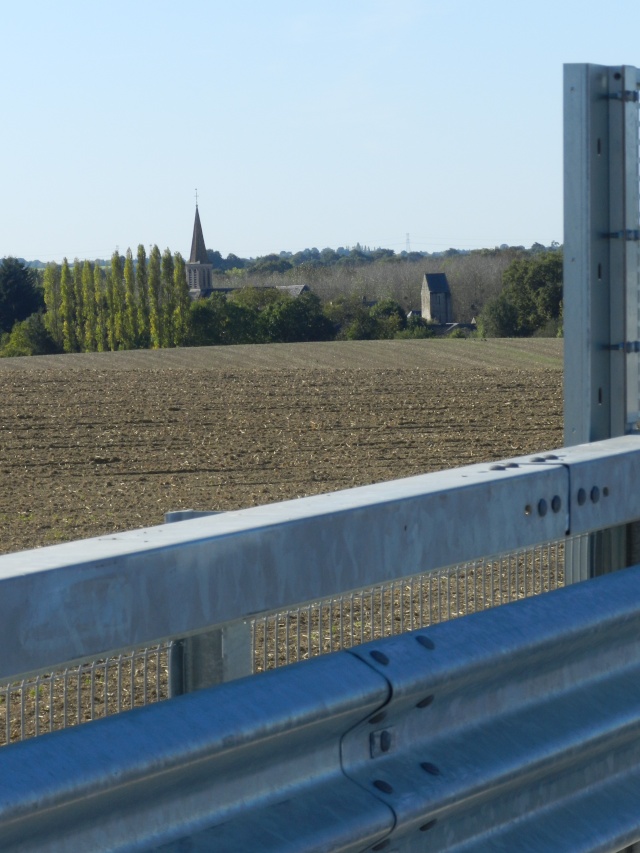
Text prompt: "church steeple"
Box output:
[[186, 198, 214, 298], [189, 205, 209, 265]]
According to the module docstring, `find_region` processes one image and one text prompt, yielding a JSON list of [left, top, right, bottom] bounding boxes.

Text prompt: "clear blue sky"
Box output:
[[2, 0, 639, 262]]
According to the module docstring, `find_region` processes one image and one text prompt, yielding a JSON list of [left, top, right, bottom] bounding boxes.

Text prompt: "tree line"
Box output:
[[0, 244, 564, 357], [40, 246, 190, 353]]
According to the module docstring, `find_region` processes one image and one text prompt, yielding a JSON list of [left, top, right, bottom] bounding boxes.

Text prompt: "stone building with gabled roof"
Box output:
[[421, 272, 452, 324], [186, 205, 214, 298]]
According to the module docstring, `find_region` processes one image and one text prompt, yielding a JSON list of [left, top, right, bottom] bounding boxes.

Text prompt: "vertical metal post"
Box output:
[[164, 512, 254, 694], [169, 621, 253, 697], [563, 64, 640, 580]]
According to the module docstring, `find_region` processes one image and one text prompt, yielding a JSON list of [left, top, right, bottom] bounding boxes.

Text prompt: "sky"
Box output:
[[2, 0, 640, 263]]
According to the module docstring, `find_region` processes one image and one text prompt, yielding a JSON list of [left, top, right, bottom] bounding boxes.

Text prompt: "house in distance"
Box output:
[[421, 273, 452, 324]]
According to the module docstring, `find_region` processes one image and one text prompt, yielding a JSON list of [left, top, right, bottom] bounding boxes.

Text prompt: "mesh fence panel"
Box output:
[[252, 538, 567, 672]]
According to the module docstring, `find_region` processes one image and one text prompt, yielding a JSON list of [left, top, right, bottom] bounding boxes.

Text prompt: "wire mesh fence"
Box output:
[[253, 541, 565, 672], [0, 644, 169, 747], [252, 538, 567, 672]]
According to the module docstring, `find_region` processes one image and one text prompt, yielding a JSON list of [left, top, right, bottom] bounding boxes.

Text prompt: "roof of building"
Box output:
[[189, 206, 209, 265], [275, 284, 310, 297], [424, 272, 450, 293]]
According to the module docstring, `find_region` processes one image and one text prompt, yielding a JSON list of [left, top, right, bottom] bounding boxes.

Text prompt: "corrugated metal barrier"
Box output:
[[3, 565, 640, 851]]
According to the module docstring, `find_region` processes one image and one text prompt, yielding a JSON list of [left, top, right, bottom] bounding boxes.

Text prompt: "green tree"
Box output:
[[82, 260, 97, 352], [322, 295, 372, 340], [172, 252, 189, 346], [110, 251, 125, 349], [60, 258, 77, 352], [42, 262, 63, 348], [250, 253, 293, 275], [136, 245, 150, 348], [148, 245, 162, 348], [344, 312, 380, 340], [122, 248, 137, 349], [260, 292, 334, 343], [369, 299, 407, 338], [104, 267, 116, 351], [479, 250, 562, 337], [0, 257, 43, 334], [186, 293, 260, 347], [478, 293, 521, 337], [1, 313, 60, 357], [72, 259, 85, 347], [94, 265, 108, 352], [187, 294, 228, 346], [395, 314, 434, 339], [229, 286, 282, 312], [160, 248, 175, 347]]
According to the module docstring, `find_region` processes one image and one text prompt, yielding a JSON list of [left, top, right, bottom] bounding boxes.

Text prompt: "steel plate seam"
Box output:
[[338, 565, 640, 851], [0, 653, 395, 853]]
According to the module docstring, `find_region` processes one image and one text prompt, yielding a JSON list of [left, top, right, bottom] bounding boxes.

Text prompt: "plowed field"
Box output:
[[0, 338, 563, 555]]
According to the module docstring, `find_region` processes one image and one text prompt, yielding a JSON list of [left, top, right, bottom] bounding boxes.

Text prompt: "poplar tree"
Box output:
[[72, 259, 84, 347], [82, 260, 97, 352], [172, 252, 190, 346], [122, 248, 137, 349], [161, 248, 175, 347], [105, 266, 116, 351], [136, 244, 150, 348], [43, 262, 63, 349], [94, 264, 108, 352], [60, 257, 77, 353], [148, 245, 162, 348], [110, 251, 125, 349]]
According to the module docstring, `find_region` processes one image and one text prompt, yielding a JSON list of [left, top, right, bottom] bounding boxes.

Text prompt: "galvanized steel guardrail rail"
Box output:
[[4, 562, 640, 851], [1, 435, 640, 688]]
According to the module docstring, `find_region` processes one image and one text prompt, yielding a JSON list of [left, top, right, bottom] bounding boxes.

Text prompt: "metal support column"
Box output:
[[564, 64, 640, 579]]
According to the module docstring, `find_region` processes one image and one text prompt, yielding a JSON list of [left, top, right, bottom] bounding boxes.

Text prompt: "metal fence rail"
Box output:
[[0, 436, 638, 746], [3, 564, 640, 852]]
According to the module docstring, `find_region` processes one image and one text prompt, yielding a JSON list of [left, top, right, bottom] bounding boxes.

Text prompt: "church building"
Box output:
[[186, 205, 214, 298], [421, 272, 452, 324]]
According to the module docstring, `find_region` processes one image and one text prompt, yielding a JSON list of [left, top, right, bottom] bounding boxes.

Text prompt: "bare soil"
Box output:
[[0, 338, 563, 555]]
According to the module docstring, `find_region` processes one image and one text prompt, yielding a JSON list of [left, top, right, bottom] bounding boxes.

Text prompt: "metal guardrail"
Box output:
[[3, 564, 640, 851], [4, 435, 640, 686], [0, 435, 638, 747]]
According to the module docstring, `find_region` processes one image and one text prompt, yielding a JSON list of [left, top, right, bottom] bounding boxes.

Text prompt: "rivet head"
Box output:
[[370, 650, 390, 666], [420, 819, 437, 832], [577, 488, 587, 506], [538, 499, 548, 517], [421, 761, 441, 776], [551, 495, 562, 513], [416, 695, 435, 708], [416, 635, 435, 650], [373, 779, 394, 794], [591, 486, 600, 503], [489, 464, 506, 471]]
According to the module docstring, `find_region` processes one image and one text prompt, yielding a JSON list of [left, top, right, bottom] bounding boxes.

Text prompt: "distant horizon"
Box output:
[[9, 237, 562, 269]]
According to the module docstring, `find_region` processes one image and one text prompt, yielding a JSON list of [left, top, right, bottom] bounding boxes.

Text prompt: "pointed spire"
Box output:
[[189, 205, 209, 264]]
